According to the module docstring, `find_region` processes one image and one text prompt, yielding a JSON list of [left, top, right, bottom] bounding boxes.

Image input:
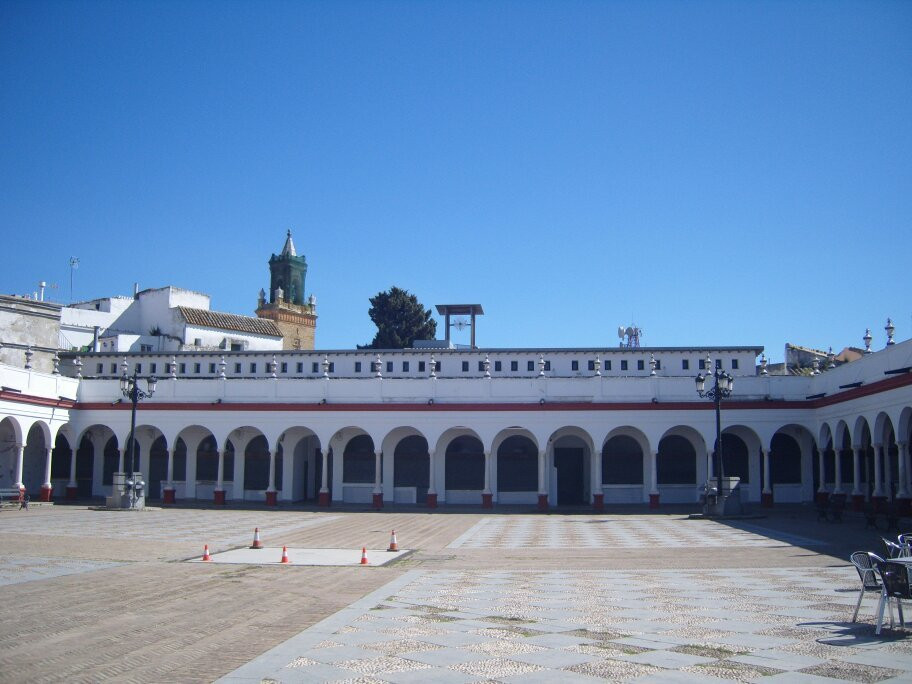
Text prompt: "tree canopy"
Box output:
[[362, 287, 437, 349]]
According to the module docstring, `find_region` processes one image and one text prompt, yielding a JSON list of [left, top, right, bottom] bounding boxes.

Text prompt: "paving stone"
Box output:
[[617, 649, 717, 668]]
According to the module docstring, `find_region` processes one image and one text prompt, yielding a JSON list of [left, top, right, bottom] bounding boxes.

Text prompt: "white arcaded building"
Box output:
[[1, 330, 909, 513]]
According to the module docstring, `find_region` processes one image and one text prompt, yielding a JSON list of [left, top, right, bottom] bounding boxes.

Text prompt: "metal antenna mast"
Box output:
[[68, 257, 79, 302]]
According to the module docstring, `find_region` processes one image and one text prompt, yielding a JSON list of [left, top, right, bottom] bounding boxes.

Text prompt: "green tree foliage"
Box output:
[[362, 287, 437, 349]]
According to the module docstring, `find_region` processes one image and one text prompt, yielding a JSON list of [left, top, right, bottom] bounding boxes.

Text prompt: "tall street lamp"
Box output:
[[695, 357, 733, 502], [120, 369, 157, 508]]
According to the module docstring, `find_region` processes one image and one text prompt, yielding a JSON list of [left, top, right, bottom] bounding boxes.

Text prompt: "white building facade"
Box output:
[[0, 339, 905, 512]]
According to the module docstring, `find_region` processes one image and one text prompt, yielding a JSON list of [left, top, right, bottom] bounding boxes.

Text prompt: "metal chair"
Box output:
[[897, 533, 912, 557], [851, 551, 889, 623], [874, 559, 911, 635], [883, 538, 904, 559]]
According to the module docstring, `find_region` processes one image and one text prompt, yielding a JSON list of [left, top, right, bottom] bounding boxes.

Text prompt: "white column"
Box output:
[[118, 447, 125, 474], [14, 444, 24, 489], [899, 442, 909, 499], [267, 450, 276, 492], [593, 447, 603, 500], [427, 449, 436, 496], [216, 449, 225, 490], [319, 449, 329, 493], [707, 449, 715, 481], [874, 445, 884, 497], [884, 444, 894, 500], [650, 450, 659, 495], [834, 447, 843, 494], [852, 447, 862, 495], [68, 444, 78, 489], [817, 447, 826, 493], [42, 447, 53, 489], [483, 451, 491, 494], [166, 448, 175, 487], [761, 449, 771, 495], [537, 449, 547, 495], [373, 450, 382, 495]]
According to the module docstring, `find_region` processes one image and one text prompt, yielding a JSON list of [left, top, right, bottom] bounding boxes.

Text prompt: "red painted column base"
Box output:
[[852, 494, 865, 511], [162, 488, 176, 504], [39, 484, 52, 502], [214, 489, 226, 505], [66, 485, 78, 501], [372, 492, 383, 509], [649, 493, 660, 509], [318, 490, 330, 506], [482, 493, 493, 508], [592, 493, 604, 511], [265, 490, 277, 506], [426, 492, 438, 508], [537, 494, 549, 511], [761, 492, 773, 508]]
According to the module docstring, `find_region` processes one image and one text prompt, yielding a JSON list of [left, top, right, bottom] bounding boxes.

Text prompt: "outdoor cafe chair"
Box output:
[[897, 533, 912, 557], [851, 551, 891, 624], [874, 559, 912, 635], [882, 538, 903, 559]]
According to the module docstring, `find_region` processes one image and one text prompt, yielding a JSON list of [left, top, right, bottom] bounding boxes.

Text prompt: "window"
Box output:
[[355, 361, 362, 373], [698, 359, 706, 370], [527, 361, 535, 372], [135, 363, 142, 374], [731, 359, 739, 370], [605, 360, 612, 371], [682, 359, 689, 370], [328, 362, 335, 373], [194, 363, 201, 374], [386, 361, 393, 373], [544, 360, 551, 371], [179, 363, 187, 374], [637, 360, 645, 371], [140, 344, 152, 352], [296, 362, 304, 373], [435, 361, 441, 372], [209, 363, 216, 373], [510, 361, 518, 372], [402, 361, 409, 372], [96, 363, 103, 374], [234, 362, 242, 373], [249, 363, 256, 373], [418, 361, 425, 372], [716, 359, 722, 369], [478, 361, 485, 371], [495, 361, 502, 371], [572, 360, 579, 371], [230, 342, 243, 351], [463, 361, 470, 372], [194, 338, 202, 347], [587, 360, 594, 371], [312, 362, 319, 373], [655, 360, 661, 370], [150, 363, 157, 374], [280, 362, 288, 373], [110, 363, 117, 374], [621, 360, 628, 371]]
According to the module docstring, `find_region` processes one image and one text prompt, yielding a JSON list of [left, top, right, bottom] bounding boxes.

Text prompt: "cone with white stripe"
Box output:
[[280, 545, 290, 564], [202, 544, 212, 562], [388, 530, 399, 552], [250, 527, 263, 549], [360, 546, 369, 565]]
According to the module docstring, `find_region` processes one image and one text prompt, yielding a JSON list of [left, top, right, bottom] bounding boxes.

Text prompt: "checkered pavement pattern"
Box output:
[[446, 516, 825, 549], [220, 567, 912, 683], [0, 556, 125, 587], [0, 509, 339, 546]]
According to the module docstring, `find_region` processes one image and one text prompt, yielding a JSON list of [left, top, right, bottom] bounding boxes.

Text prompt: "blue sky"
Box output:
[[1, 0, 909, 360]]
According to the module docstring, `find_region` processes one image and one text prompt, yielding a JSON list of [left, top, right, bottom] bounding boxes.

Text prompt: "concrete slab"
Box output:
[[188, 546, 409, 566]]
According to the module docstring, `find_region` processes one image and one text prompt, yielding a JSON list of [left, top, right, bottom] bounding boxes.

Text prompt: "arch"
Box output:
[[392, 434, 430, 503], [342, 434, 376, 484], [22, 421, 50, 496], [496, 434, 538, 501], [657, 434, 697, 485], [50, 432, 73, 485], [549, 426, 594, 507], [243, 434, 280, 493], [444, 434, 485, 503]]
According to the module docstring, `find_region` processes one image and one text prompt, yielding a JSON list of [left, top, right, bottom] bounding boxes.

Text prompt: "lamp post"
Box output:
[[119, 370, 157, 509], [695, 357, 733, 504]]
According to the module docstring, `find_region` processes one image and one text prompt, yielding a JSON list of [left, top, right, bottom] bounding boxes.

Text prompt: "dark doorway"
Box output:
[[149, 436, 168, 500], [555, 448, 585, 505]]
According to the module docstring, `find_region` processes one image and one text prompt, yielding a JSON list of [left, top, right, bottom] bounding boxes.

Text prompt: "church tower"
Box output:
[[255, 230, 318, 349]]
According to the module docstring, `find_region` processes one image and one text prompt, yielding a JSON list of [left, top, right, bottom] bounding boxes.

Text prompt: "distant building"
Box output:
[[0, 294, 62, 373], [255, 230, 318, 349]]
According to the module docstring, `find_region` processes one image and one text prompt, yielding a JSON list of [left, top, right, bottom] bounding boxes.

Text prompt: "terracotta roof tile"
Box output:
[[178, 307, 281, 337]]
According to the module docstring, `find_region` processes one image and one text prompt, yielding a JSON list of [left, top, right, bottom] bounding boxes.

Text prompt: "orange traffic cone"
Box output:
[[280, 545, 290, 564], [202, 544, 212, 562], [250, 527, 263, 549], [388, 530, 399, 552], [360, 546, 369, 565]]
